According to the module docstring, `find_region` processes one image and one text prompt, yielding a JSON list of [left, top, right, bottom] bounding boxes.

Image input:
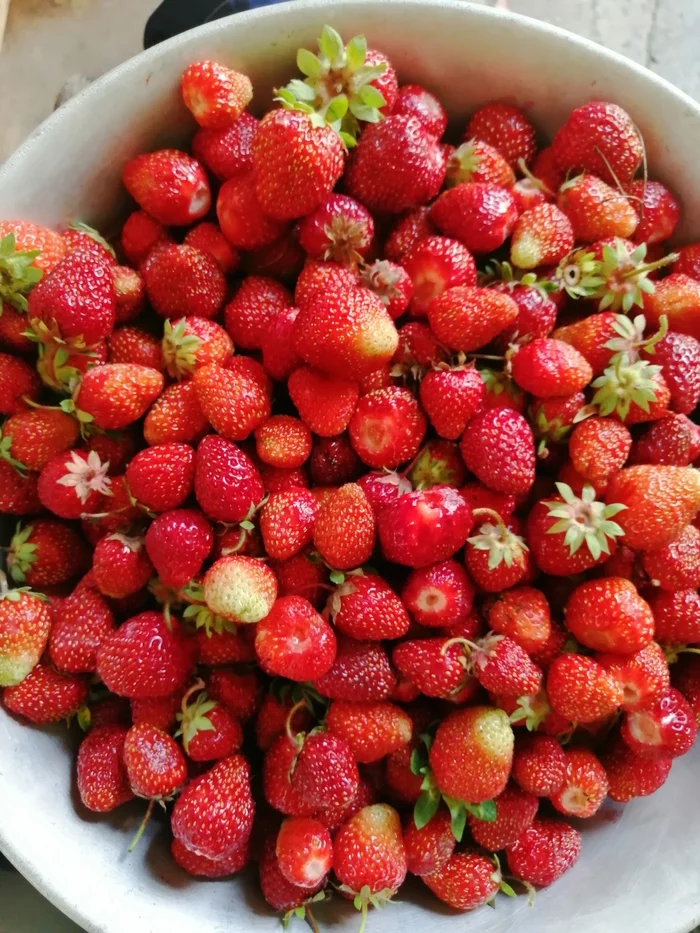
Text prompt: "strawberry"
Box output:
[[119, 210, 170, 267], [402, 235, 476, 319], [468, 783, 538, 851], [207, 669, 261, 722], [418, 363, 484, 441], [601, 737, 672, 803], [49, 581, 116, 673], [348, 386, 426, 470], [672, 655, 700, 724], [445, 138, 515, 187], [565, 577, 654, 654], [144, 380, 209, 447], [76, 725, 134, 812], [275, 817, 332, 889], [643, 524, 700, 591], [359, 259, 413, 320], [506, 818, 581, 887], [286, 369, 359, 441], [403, 809, 455, 877], [491, 279, 559, 351], [182, 224, 239, 276], [111, 267, 150, 324], [510, 204, 574, 270], [526, 483, 625, 576], [292, 730, 359, 811], [313, 483, 376, 570], [553, 311, 621, 376], [298, 193, 374, 264], [145, 509, 213, 589], [408, 439, 467, 490], [310, 435, 362, 486], [312, 636, 395, 701], [428, 285, 518, 351], [225, 275, 292, 351], [123, 722, 187, 799], [391, 83, 446, 136], [75, 363, 164, 430], [194, 436, 264, 523], [346, 115, 445, 214], [0, 305, 35, 353], [192, 110, 257, 179], [393, 321, 447, 373], [255, 416, 312, 469], [511, 338, 593, 400], [171, 754, 254, 859], [401, 560, 474, 630], [461, 408, 535, 495], [512, 735, 566, 796], [259, 837, 324, 923], [621, 687, 697, 759], [180, 60, 252, 128], [255, 595, 336, 680], [430, 183, 518, 254], [142, 243, 226, 321], [642, 332, 700, 415], [0, 352, 40, 416], [553, 101, 642, 184], [261, 306, 302, 382], [648, 589, 700, 645], [259, 489, 318, 561], [7, 520, 88, 587], [605, 465, 700, 551], [333, 804, 407, 916], [197, 626, 257, 666], [466, 103, 536, 168], [2, 662, 87, 724], [547, 653, 623, 723], [469, 632, 543, 696], [378, 485, 472, 568], [256, 693, 313, 751], [263, 735, 318, 816], [217, 172, 289, 250], [558, 174, 638, 241], [201, 555, 276, 626], [96, 611, 192, 698], [0, 219, 67, 275], [193, 361, 270, 441], [624, 178, 679, 243], [466, 511, 532, 592], [549, 747, 608, 819], [107, 326, 161, 371], [327, 700, 411, 764], [487, 586, 551, 654], [271, 552, 328, 607], [175, 684, 243, 762], [260, 464, 310, 495], [123, 149, 211, 226], [294, 282, 398, 380], [173, 835, 250, 879], [430, 706, 514, 803], [569, 416, 632, 486], [161, 318, 232, 381], [295, 258, 358, 306], [384, 208, 435, 263], [424, 850, 507, 910], [91, 534, 153, 599], [328, 572, 409, 641], [125, 443, 195, 513], [392, 637, 472, 700], [37, 449, 111, 519], [597, 642, 670, 711]]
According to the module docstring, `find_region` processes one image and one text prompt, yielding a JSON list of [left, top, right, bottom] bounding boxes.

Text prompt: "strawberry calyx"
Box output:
[[0, 571, 48, 603], [174, 678, 218, 753], [68, 221, 117, 259], [543, 482, 626, 559], [603, 312, 668, 365], [360, 259, 405, 304], [337, 883, 395, 933], [6, 522, 38, 583], [181, 580, 237, 637], [279, 26, 388, 145], [478, 367, 524, 406], [596, 239, 677, 313], [162, 318, 204, 380], [407, 442, 461, 490], [323, 216, 372, 265], [270, 677, 328, 718], [467, 508, 529, 571], [445, 138, 485, 188], [508, 688, 553, 731], [554, 248, 606, 299], [0, 431, 29, 476], [282, 891, 327, 933], [0, 233, 44, 313], [481, 259, 557, 297], [489, 854, 518, 902], [590, 355, 663, 421]]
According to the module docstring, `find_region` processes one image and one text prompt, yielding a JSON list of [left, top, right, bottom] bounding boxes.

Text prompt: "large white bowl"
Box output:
[[1, 2, 700, 931]]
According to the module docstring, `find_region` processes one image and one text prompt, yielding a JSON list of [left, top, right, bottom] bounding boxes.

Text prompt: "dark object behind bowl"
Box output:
[[144, 0, 288, 48]]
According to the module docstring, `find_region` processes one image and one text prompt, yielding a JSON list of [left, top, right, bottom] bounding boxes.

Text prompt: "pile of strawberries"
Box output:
[[1, 23, 700, 927]]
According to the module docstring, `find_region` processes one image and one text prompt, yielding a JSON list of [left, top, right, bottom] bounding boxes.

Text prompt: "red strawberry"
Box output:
[[175, 684, 243, 762], [418, 363, 484, 441], [96, 611, 192, 698], [384, 208, 435, 263], [445, 138, 515, 187], [401, 560, 474, 629], [378, 485, 472, 568], [565, 577, 654, 654], [601, 737, 672, 803], [77, 725, 134, 812], [172, 836, 250, 878], [512, 735, 566, 796], [259, 489, 318, 561], [359, 259, 413, 319], [403, 809, 455, 877], [461, 408, 535, 495], [468, 783, 538, 851], [259, 836, 323, 919], [38, 449, 111, 519], [111, 265, 145, 323], [192, 111, 257, 180], [0, 464, 40, 515], [122, 149, 211, 226], [49, 581, 116, 673], [643, 524, 700, 591], [597, 642, 670, 711], [465, 511, 532, 592], [402, 235, 476, 318], [76, 363, 164, 431], [28, 250, 115, 346], [348, 387, 426, 470], [547, 653, 623, 723], [161, 317, 232, 380], [120, 210, 170, 267], [644, 331, 700, 415], [487, 586, 551, 654], [506, 818, 581, 886], [183, 222, 239, 275], [108, 326, 161, 371], [92, 534, 153, 599], [313, 483, 375, 570], [424, 850, 506, 910], [180, 60, 252, 128], [648, 589, 700, 644], [195, 436, 264, 523], [203, 555, 277, 625], [552, 101, 643, 185], [141, 243, 226, 321], [255, 416, 312, 469], [430, 706, 514, 803], [347, 115, 445, 214], [626, 178, 680, 243], [325, 572, 407, 642], [333, 804, 406, 918], [275, 817, 332, 889], [312, 636, 395, 701], [428, 285, 518, 351], [123, 722, 187, 800], [632, 414, 700, 467], [0, 219, 67, 275], [171, 754, 254, 859], [510, 204, 574, 270], [392, 83, 446, 136], [393, 322, 447, 373], [263, 734, 317, 816], [295, 258, 358, 306], [549, 747, 608, 819], [193, 361, 270, 441], [558, 174, 638, 242], [1, 408, 79, 474], [261, 464, 310, 495], [605, 465, 700, 551], [7, 520, 88, 587], [511, 338, 593, 398], [261, 306, 302, 382], [125, 443, 195, 514], [217, 172, 289, 250], [569, 416, 632, 486], [469, 632, 543, 696], [197, 626, 257, 666], [255, 595, 336, 681], [225, 275, 292, 351], [298, 193, 374, 264], [310, 435, 362, 486], [622, 687, 697, 760], [256, 693, 313, 751], [326, 700, 411, 764], [144, 380, 209, 447], [145, 509, 213, 590], [293, 730, 359, 811], [645, 273, 700, 341], [466, 103, 536, 168], [287, 366, 359, 438], [492, 279, 559, 350], [392, 637, 472, 700], [2, 662, 87, 723], [430, 183, 518, 254], [294, 283, 398, 380], [207, 669, 261, 722]]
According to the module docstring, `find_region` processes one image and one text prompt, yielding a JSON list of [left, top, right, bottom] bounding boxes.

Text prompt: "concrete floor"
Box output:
[[1, 0, 700, 160]]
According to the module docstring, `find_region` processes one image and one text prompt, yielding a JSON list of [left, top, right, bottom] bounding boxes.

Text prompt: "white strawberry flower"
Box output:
[[56, 449, 111, 504]]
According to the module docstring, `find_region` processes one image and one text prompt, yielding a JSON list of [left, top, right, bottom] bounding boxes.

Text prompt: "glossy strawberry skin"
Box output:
[[77, 725, 135, 813], [255, 595, 336, 682], [312, 637, 396, 702], [601, 738, 673, 803], [552, 101, 643, 185], [547, 654, 623, 723], [506, 818, 582, 887], [469, 784, 539, 851], [467, 103, 537, 168], [512, 735, 567, 797], [461, 408, 535, 496], [194, 435, 264, 524], [348, 386, 427, 470], [122, 149, 211, 226], [326, 700, 412, 764], [621, 688, 697, 759], [3, 663, 88, 724], [378, 485, 473, 568], [333, 803, 407, 895], [430, 182, 518, 253]]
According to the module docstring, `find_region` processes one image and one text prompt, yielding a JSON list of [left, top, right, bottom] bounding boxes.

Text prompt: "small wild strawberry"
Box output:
[[123, 149, 211, 226], [180, 60, 253, 129], [255, 595, 337, 681]]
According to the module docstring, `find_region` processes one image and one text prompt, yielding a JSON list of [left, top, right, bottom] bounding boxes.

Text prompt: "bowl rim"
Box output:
[[2, 2, 700, 932]]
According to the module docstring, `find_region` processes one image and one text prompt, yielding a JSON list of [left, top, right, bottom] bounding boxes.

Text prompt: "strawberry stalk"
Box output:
[[128, 798, 156, 853]]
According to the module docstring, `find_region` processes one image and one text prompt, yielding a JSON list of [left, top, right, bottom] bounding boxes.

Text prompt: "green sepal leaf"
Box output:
[[345, 34, 367, 71], [500, 880, 517, 898], [358, 85, 386, 109], [413, 788, 440, 829], [464, 799, 497, 823], [318, 25, 344, 67], [442, 795, 467, 842], [297, 48, 323, 79]]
